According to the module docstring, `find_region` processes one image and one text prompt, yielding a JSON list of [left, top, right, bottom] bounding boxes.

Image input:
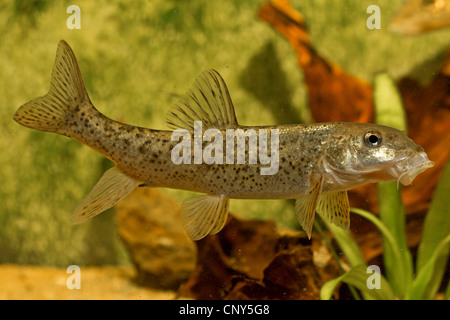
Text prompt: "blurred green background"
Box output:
[[1, 0, 449, 266]]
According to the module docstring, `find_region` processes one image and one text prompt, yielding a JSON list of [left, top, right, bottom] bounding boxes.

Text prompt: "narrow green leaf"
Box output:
[[350, 207, 408, 297], [320, 264, 395, 300], [323, 221, 365, 268], [410, 234, 450, 299], [320, 220, 367, 300], [373, 72, 407, 132], [376, 182, 413, 297], [322, 220, 378, 299], [373, 72, 413, 298], [416, 159, 450, 299], [444, 279, 450, 300]]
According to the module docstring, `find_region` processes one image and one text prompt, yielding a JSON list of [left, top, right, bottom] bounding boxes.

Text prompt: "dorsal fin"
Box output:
[[166, 69, 238, 131]]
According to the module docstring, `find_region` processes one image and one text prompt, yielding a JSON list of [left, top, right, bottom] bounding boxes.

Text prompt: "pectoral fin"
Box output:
[[316, 191, 350, 230], [180, 194, 229, 240], [295, 176, 323, 239], [72, 166, 139, 224]]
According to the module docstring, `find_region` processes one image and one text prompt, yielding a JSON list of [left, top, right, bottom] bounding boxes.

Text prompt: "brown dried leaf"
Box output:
[[258, 0, 374, 124], [178, 215, 340, 300], [258, 0, 450, 220], [398, 54, 450, 213]]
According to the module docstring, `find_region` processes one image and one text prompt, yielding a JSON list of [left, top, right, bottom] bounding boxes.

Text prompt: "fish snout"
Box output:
[[398, 151, 434, 186]]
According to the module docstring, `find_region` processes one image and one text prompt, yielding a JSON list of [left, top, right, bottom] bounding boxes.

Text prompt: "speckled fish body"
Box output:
[[62, 118, 418, 199], [13, 41, 434, 240]]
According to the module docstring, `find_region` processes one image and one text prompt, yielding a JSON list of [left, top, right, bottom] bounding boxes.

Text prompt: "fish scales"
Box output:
[[68, 108, 332, 199], [13, 41, 434, 240]]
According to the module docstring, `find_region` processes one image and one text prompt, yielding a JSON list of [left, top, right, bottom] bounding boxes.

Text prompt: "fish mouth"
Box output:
[[395, 152, 434, 187]]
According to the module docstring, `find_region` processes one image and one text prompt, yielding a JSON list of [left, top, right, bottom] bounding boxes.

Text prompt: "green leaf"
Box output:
[[323, 221, 365, 268], [444, 279, 450, 300], [321, 221, 368, 300], [376, 181, 413, 297], [373, 72, 407, 132], [315, 220, 363, 300], [415, 159, 450, 299], [320, 264, 395, 300], [373, 72, 413, 298], [410, 234, 450, 299], [350, 207, 408, 298]]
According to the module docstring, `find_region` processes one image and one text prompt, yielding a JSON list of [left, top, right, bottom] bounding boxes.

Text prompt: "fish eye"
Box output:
[[364, 130, 382, 147]]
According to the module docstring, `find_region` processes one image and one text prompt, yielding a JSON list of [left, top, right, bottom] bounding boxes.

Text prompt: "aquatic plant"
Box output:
[[320, 73, 450, 300]]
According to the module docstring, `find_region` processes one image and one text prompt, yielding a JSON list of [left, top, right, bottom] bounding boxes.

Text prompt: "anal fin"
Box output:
[[316, 191, 350, 230], [180, 194, 229, 240], [72, 166, 139, 224], [295, 176, 323, 239]]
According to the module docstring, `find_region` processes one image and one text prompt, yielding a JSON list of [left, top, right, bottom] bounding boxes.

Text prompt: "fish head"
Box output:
[[324, 123, 434, 189]]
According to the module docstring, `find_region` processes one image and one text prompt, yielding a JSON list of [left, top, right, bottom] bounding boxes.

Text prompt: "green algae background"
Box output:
[[1, 0, 449, 266]]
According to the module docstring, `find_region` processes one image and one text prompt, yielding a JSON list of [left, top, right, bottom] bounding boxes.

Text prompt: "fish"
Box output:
[[13, 40, 434, 240], [390, 0, 450, 35]]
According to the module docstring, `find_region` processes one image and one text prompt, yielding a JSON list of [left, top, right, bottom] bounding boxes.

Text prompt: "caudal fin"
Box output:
[[13, 40, 90, 134]]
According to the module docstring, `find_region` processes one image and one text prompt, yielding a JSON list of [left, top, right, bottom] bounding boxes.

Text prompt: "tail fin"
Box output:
[[13, 40, 90, 134]]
